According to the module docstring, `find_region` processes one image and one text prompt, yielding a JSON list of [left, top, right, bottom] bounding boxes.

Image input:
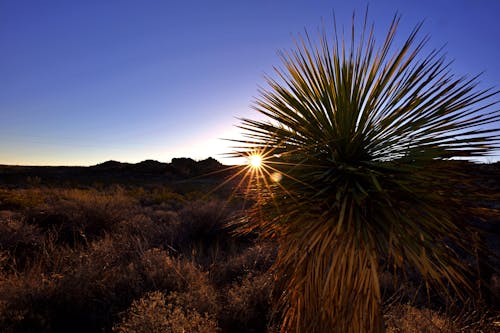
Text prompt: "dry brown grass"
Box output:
[[0, 185, 497, 332], [384, 303, 500, 333], [385, 304, 457, 332], [113, 291, 220, 333]]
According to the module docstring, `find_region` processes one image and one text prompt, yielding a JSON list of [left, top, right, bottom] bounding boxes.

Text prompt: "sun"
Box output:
[[248, 154, 263, 168]]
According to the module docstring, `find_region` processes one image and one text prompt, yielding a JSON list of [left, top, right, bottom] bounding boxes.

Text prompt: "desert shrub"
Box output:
[[150, 187, 186, 208], [221, 272, 273, 333], [385, 304, 457, 332], [25, 176, 42, 186], [176, 200, 229, 243], [0, 250, 8, 274], [135, 248, 206, 291], [0, 189, 44, 210], [131, 186, 186, 209], [130, 249, 221, 325], [0, 234, 145, 333], [175, 200, 248, 265], [0, 261, 61, 333], [147, 209, 181, 245], [384, 303, 500, 332], [209, 241, 277, 286], [113, 291, 219, 333], [116, 209, 181, 251], [0, 208, 228, 332], [0, 213, 43, 269], [27, 188, 138, 245], [137, 248, 220, 312], [382, 284, 500, 333], [110, 213, 154, 237]]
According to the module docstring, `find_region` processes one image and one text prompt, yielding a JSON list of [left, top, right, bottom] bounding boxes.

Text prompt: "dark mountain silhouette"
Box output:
[[92, 160, 130, 170], [0, 157, 230, 187]]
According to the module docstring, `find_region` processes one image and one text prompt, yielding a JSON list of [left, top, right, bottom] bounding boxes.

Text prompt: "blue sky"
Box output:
[[1, 0, 499, 166]]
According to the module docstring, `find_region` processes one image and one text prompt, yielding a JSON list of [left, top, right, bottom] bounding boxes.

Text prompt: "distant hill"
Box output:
[[0, 157, 231, 187], [92, 160, 130, 170]]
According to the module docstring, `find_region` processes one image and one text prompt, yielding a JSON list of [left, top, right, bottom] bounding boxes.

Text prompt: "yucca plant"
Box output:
[[231, 13, 500, 333]]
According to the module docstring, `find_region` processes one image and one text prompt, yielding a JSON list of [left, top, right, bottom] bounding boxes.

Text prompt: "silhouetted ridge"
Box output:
[[90, 157, 224, 179], [167, 157, 224, 177], [90, 158, 223, 176], [130, 159, 167, 173], [0, 157, 229, 187], [92, 160, 130, 170]]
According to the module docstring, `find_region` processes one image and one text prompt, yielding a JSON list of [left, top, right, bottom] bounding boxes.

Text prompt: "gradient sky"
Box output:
[[1, 0, 499, 166]]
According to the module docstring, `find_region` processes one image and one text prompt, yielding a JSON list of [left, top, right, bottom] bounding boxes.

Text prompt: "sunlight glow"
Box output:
[[270, 171, 282, 182], [248, 154, 263, 168]]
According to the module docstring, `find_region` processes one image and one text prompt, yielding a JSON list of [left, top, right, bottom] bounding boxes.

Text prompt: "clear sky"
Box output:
[[1, 0, 499, 166]]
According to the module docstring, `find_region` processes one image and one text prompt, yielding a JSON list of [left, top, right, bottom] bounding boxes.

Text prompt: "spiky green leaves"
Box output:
[[234, 13, 499, 333]]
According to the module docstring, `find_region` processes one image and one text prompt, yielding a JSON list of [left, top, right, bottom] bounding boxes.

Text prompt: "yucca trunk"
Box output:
[[277, 228, 384, 332]]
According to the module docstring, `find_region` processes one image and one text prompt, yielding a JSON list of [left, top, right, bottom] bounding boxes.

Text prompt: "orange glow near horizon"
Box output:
[[248, 154, 263, 169]]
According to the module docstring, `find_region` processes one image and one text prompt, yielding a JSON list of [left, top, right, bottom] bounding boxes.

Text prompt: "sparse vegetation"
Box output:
[[0, 183, 276, 333], [113, 291, 220, 333], [0, 165, 497, 332]]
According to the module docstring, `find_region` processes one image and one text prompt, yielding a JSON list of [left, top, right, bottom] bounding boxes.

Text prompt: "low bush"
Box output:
[[209, 241, 277, 286], [115, 210, 180, 251], [131, 186, 186, 209], [0, 184, 497, 333], [27, 188, 138, 245], [174, 200, 250, 266], [0, 189, 44, 211], [385, 304, 457, 332], [0, 213, 43, 270], [221, 272, 273, 333], [113, 291, 220, 333]]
